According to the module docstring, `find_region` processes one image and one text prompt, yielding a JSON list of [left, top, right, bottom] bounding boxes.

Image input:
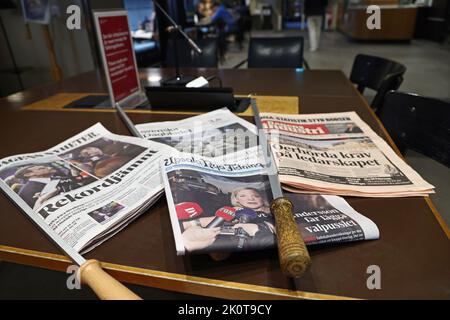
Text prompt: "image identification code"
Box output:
[[178, 304, 272, 317]]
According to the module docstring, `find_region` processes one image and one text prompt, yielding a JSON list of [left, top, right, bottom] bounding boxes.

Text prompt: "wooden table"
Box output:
[[0, 68, 449, 299]]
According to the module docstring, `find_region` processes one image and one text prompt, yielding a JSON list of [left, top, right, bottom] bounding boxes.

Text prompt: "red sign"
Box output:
[[94, 11, 140, 105]]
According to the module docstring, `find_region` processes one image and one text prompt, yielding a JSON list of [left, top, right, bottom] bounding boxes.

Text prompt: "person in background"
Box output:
[[210, 1, 237, 34], [195, 1, 206, 20], [304, 0, 328, 52]]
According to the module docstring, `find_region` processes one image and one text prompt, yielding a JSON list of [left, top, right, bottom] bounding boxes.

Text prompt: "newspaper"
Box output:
[[260, 112, 435, 197], [161, 147, 379, 255], [0, 123, 169, 254], [135, 108, 257, 157]]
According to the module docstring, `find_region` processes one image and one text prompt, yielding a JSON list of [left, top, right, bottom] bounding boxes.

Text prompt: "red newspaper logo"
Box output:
[[263, 120, 329, 135]]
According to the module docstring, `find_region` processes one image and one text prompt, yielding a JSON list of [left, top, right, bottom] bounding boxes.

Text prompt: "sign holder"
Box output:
[[93, 10, 148, 109]]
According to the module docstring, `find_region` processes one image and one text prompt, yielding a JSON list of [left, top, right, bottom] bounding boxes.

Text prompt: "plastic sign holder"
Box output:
[[93, 10, 148, 109]]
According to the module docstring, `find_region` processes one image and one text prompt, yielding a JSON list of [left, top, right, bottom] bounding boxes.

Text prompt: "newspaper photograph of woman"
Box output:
[[169, 169, 277, 253], [60, 138, 147, 178], [0, 158, 97, 211]]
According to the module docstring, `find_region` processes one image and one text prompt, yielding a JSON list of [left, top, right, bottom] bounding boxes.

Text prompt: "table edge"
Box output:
[[0, 244, 356, 300], [348, 84, 450, 239]]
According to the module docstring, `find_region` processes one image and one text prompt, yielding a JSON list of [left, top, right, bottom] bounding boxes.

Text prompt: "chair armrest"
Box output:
[[303, 59, 310, 70], [150, 61, 163, 67], [232, 59, 248, 69]]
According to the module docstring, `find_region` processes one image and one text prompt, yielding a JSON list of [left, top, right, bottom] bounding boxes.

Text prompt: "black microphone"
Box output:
[[234, 208, 257, 250], [235, 208, 258, 224], [154, 1, 202, 54]]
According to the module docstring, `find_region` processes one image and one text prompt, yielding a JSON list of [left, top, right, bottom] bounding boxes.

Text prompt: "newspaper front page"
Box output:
[[161, 147, 379, 255], [0, 123, 169, 253], [260, 112, 434, 197], [136, 108, 257, 157]]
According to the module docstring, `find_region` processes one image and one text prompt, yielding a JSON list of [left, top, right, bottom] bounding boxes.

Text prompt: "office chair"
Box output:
[[378, 91, 450, 167], [350, 54, 406, 111], [164, 38, 219, 68], [233, 37, 309, 69]]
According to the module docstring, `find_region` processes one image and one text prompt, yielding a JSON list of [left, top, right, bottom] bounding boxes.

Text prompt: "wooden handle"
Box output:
[[271, 197, 311, 278], [209, 251, 232, 261], [78, 260, 141, 300]]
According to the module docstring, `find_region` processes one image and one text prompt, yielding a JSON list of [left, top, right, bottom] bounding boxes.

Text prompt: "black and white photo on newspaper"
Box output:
[[135, 108, 258, 157], [0, 123, 170, 253], [161, 147, 379, 255]]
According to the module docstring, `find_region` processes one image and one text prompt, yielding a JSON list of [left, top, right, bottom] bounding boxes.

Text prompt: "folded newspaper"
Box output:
[[0, 123, 168, 254], [161, 148, 379, 255], [135, 108, 257, 157], [260, 112, 434, 197]]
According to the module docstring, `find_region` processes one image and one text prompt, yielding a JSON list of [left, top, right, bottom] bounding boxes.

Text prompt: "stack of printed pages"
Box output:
[[0, 123, 170, 254], [260, 112, 434, 197], [136, 109, 380, 255], [0, 108, 431, 255]]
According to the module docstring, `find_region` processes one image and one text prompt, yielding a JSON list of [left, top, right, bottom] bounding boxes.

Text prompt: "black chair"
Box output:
[[378, 91, 450, 167], [234, 37, 309, 69], [165, 38, 218, 68], [350, 54, 406, 111]]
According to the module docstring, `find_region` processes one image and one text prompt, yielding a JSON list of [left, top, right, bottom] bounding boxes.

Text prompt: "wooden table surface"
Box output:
[[0, 68, 449, 300]]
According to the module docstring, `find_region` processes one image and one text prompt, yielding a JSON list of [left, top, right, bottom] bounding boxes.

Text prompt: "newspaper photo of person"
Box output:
[[60, 138, 147, 178], [168, 170, 276, 253], [0, 160, 97, 211], [322, 122, 363, 134], [88, 201, 125, 224]]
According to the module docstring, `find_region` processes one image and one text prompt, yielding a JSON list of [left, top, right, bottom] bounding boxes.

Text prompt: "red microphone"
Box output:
[[206, 206, 237, 228], [175, 202, 203, 220]]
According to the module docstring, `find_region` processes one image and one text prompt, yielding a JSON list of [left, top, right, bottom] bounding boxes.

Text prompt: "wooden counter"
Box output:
[[340, 6, 418, 41]]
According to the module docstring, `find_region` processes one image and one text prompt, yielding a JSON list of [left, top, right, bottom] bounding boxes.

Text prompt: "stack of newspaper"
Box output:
[[0, 123, 169, 254], [160, 147, 379, 255], [136, 109, 380, 255], [260, 112, 434, 197], [2, 108, 425, 256]]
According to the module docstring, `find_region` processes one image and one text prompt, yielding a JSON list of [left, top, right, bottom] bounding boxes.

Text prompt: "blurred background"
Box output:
[[1, 0, 449, 98]]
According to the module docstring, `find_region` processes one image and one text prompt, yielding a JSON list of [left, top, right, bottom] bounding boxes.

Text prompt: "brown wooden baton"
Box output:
[[251, 99, 311, 277]]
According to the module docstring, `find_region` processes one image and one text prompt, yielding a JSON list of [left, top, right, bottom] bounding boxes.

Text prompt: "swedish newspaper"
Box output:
[[260, 112, 434, 197], [161, 147, 379, 255], [0, 123, 169, 253]]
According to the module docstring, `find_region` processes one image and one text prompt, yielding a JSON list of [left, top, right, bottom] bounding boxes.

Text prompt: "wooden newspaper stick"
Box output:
[[271, 198, 311, 278], [78, 260, 141, 300]]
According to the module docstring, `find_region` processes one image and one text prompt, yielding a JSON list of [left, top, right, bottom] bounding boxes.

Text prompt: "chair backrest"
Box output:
[[350, 54, 406, 91], [378, 91, 450, 167], [165, 38, 218, 68], [351, 54, 406, 110], [247, 37, 304, 68]]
